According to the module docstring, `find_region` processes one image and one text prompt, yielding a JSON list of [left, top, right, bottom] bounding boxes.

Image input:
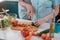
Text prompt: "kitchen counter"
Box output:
[[0, 19, 60, 40]]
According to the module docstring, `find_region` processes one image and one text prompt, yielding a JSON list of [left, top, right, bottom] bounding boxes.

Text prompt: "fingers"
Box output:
[[26, 5, 34, 20], [29, 16, 32, 20], [28, 16, 32, 20], [27, 5, 34, 20], [34, 20, 40, 27], [27, 11, 32, 20]]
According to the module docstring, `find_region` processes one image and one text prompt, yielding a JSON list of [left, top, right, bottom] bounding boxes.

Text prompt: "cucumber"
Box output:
[[38, 29, 50, 36]]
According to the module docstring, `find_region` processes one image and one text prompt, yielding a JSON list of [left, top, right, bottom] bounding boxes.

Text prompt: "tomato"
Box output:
[[18, 24, 21, 26], [21, 30, 30, 37], [12, 20, 18, 26], [21, 24, 26, 27], [21, 28, 30, 37], [25, 32, 32, 40], [41, 33, 47, 39], [18, 23, 26, 27], [12, 21, 14, 24], [12, 22, 17, 26], [45, 36, 52, 40]]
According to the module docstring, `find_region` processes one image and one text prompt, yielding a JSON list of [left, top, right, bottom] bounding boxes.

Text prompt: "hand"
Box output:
[[26, 4, 34, 20], [34, 18, 45, 27], [34, 20, 41, 27], [19, 0, 34, 20]]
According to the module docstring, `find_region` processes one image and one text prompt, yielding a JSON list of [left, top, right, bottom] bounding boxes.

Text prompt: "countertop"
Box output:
[[0, 19, 60, 40]]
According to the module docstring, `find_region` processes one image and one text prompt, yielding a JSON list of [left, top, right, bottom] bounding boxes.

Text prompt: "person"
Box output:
[[55, 0, 60, 23], [58, 0, 60, 5], [19, 0, 59, 27], [19, 0, 34, 20]]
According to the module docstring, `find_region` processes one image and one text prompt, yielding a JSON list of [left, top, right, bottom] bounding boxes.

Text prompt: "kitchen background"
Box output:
[[0, 0, 19, 18]]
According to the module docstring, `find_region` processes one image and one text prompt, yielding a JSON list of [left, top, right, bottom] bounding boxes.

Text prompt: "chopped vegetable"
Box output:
[[21, 27, 30, 37], [41, 33, 47, 39]]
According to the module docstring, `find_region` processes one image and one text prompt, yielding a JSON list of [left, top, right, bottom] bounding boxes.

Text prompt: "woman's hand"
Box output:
[[34, 20, 41, 27], [19, 0, 34, 20], [34, 18, 46, 27], [26, 4, 34, 20]]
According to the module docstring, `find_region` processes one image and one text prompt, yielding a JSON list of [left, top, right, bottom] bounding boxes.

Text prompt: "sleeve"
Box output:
[[18, 3, 27, 19], [52, 0, 59, 6]]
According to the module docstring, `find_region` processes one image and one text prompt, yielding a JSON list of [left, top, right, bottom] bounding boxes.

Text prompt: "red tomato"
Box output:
[[18, 24, 21, 26], [12, 20, 18, 26], [14, 20, 18, 23], [12, 21, 14, 24], [21, 28, 30, 37], [41, 33, 47, 39], [21, 23, 28, 27], [45, 36, 52, 40], [21, 30, 30, 37]]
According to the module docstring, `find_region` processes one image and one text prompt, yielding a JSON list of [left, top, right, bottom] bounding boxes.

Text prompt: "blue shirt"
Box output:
[[31, 0, 59, 21], [58, 0, 60, 4]]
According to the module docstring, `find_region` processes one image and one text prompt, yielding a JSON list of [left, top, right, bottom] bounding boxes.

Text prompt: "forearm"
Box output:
[[38, 6, 59, 24], [37, 13, 54, 25], [44, 6, 59, 22]]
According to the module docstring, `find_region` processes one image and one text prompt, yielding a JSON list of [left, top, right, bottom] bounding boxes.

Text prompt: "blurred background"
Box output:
[[0, 0, 19, 18]]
